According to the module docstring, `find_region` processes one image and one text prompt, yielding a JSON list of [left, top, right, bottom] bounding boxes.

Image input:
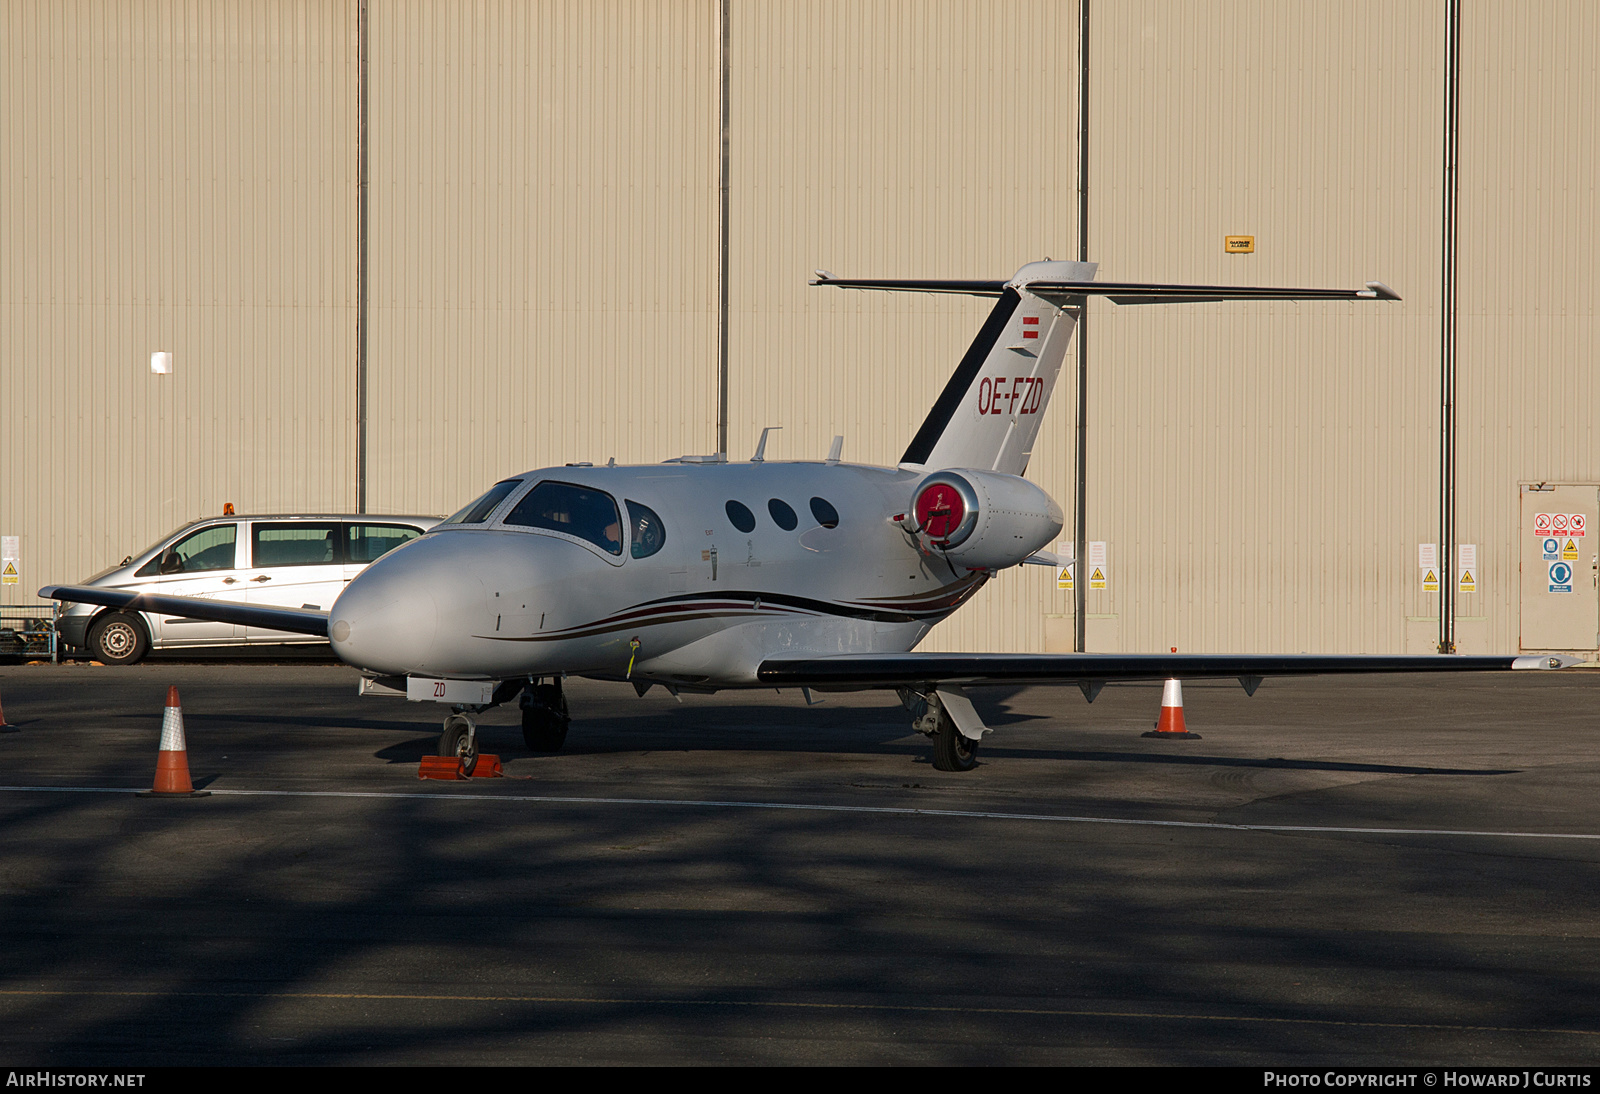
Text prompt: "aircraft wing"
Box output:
[[757, 652, 1581, 692], [39, 584, 330, 638]]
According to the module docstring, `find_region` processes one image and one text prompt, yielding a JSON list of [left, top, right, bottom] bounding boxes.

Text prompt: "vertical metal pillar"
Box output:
[[1074, 0, 1091, 652], [1438, 0, 1460, 652], [355, 0, 371, 513], [716, 0, 731, 457]]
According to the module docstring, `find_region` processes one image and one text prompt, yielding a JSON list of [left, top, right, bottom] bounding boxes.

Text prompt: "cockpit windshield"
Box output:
[[439, 479, 524, 526], [503, 481, 623, 556]]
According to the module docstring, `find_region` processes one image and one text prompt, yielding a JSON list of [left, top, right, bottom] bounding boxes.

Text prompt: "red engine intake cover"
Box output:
[[915, 481, 967, 543]]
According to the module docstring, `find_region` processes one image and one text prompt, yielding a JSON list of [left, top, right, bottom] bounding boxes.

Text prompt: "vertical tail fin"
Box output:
[[898, 260, 1094, 476], [814, 260, 1397, 476]]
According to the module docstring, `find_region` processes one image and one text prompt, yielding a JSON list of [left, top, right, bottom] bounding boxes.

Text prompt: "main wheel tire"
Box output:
[[521, 683, 570, 752], [439, 714, 479, 776], [89, 612, 149, 666], [931, 717, 980, 772]]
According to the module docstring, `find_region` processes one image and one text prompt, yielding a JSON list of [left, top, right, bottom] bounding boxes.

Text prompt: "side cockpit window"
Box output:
[[627, 500, 667, 559], [505, 481, 623, 555], [440, 479, 524, 526]]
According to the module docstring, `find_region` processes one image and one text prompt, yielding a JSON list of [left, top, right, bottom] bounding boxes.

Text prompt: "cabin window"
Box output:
[[767, 499, 798, 531], [626, 500, 667, 559], [345, 523, 424, 564], [505, 481, 623, 555], [725, 500, 756, 533], [440, 479, 523, 525], [809, 497, 840, 529], [254, 523, 342, 567]]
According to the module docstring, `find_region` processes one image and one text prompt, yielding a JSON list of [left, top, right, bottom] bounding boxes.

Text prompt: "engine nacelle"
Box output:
[[906, 469, 1063, 571]]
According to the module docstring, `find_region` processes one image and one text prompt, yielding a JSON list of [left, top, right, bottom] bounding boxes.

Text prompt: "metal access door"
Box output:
[[1519, 484, 1599, 653]]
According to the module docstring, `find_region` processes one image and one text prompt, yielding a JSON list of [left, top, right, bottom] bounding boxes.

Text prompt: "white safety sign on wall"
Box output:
[[1549, 561, 1573, 594], [1, 535, 17, 587], [1534, 513, 1586, 538], [1457, 543, 1477, 594], [1087, 542, 1107, 590]]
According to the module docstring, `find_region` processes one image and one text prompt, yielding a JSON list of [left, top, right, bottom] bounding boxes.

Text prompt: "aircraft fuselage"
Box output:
[[327, 460, 996, 688]]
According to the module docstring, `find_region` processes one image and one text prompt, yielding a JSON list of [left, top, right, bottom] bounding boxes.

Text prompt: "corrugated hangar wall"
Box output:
[[2, 1, 1595, 658], [1, 0, 359, 592]]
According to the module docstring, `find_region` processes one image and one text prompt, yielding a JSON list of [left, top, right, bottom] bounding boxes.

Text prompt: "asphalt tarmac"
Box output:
[[1, 657, 1598, 1065]]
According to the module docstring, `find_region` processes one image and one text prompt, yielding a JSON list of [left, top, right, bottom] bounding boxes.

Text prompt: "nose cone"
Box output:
[[330, 533, 473, 675]]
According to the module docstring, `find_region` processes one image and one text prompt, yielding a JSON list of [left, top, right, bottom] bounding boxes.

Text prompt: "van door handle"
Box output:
[[251, 575, 271, 583], [222, 577, 238, 584]]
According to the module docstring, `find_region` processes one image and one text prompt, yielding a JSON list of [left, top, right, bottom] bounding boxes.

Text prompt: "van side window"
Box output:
[[626, 500, 667, 559], [504, 481, 623, 555], [254, 523, 342, 567], [345, 523, 424, 564], [138, 523, 238, 576]]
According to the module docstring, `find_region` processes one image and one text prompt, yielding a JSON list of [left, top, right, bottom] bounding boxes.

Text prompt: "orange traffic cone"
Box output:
[[1142, 678, 1201, 739], [141, 686, 209, 796]]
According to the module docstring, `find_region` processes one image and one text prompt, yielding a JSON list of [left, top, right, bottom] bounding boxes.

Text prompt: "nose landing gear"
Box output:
[[438, 712, 479, 776]]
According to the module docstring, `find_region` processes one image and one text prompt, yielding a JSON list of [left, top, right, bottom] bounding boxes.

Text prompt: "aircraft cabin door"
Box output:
[[1519, 484, 1599, 654]]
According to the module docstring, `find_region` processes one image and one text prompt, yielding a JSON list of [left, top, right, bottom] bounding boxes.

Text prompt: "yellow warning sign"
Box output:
[[1, 560, 16, 585], [1422, 568, 1438, 592], [1458, 569, 1476, 594], [1563, 538, 1579, 561], [1056, 564, 1073, 591], [1089, 566, 1106, 591]]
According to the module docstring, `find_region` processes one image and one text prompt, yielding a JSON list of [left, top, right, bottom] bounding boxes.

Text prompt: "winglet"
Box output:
[[1360, 281, 1402, 301], [1511, 654, 1586, 670]]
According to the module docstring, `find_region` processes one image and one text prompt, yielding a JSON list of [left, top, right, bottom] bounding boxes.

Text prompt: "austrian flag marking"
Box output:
[[1022, 316, 1040, 339]]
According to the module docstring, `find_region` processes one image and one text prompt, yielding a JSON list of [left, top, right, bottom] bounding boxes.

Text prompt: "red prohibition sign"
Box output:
[[1553, 513, 1570, 532], [1535, 513, 1552, 533]]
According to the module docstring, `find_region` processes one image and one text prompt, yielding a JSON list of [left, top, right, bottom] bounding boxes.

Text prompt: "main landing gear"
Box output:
[[901, 687, 980, 772], [520, 678, 570, 752]]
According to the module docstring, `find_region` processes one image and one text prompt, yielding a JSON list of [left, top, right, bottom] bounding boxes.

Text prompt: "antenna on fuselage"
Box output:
[[826, 435, 844, 464], [751, 426, 782, 462]]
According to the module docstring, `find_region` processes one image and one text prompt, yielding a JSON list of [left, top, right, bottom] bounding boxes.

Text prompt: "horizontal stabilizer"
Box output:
[[812, 272, 1400, 305], [810, 273, 1007, 297], [39, 584, 330, 638], [758, 652, 1576, 689], [1029, 280, 1401, 306]]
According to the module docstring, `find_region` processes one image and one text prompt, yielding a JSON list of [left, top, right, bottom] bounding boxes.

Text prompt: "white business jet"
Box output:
[[43, 261, 1579, 771]]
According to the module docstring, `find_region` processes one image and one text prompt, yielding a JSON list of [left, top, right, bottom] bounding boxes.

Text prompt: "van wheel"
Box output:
[[89, 613, 149, 666]]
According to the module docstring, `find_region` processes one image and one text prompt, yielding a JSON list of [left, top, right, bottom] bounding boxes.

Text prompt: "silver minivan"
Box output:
[[58, 513, 440, 664]]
